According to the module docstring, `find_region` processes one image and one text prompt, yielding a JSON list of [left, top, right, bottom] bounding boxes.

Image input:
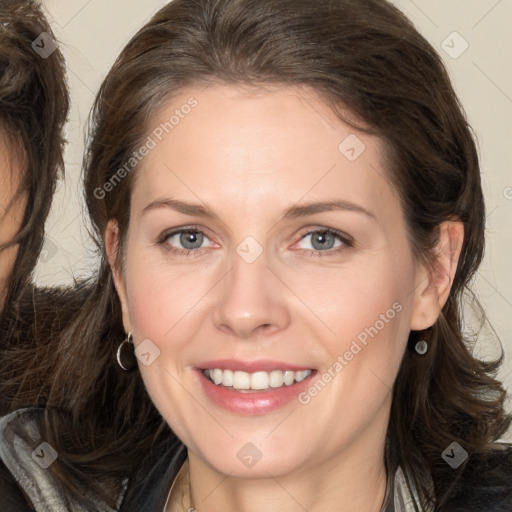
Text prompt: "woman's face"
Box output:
[[108, 84, 436, 478], [0, 134, 26, 309]]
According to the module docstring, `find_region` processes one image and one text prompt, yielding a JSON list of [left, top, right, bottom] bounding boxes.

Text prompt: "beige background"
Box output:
[[39, 0, 512, 440]]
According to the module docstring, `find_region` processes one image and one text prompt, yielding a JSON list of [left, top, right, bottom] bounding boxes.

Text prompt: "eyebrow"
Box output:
[[141, 198, 376, 221]]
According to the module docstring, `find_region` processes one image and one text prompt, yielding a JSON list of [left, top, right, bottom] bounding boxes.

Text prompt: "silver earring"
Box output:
[[117, 332, 138, 371], [415, 340, 428, 355]]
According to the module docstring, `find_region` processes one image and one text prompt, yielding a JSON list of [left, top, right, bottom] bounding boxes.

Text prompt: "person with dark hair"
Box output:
[[0, 0, 69, 313], [0, 0, 74, 417], [0, 0, 74, 507], [1, 0, 511, 511], [0, 0, 76, 423]]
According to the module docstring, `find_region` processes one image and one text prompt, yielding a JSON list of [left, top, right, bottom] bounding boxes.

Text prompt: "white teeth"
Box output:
[[204, 368, 312, 390], [294, 370, 310, 383], [283, 370, 295, 386], [233, 371, 251, 390], [251, 371, 269, 390], [212, 369, 223, 385], [269, 370, 284, 388], [222, 369, 233, 387]]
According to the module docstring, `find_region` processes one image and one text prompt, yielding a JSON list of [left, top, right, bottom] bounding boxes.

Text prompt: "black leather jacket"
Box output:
[[1, 408, 511, 511]]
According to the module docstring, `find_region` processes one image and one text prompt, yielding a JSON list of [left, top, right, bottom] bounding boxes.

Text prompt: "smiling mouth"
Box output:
[[202, 368, 314, 392]]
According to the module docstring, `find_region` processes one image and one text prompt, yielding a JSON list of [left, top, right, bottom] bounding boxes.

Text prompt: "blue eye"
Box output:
[[297, 229, 352, 256], [158, 227, 352, 257], [159, 228, 212, 255]]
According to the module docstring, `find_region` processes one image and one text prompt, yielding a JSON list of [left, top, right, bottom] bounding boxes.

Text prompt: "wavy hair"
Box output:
[[0, 0, 69, 412], [0, 0, 69, 306], [6, 0, 510, 509]]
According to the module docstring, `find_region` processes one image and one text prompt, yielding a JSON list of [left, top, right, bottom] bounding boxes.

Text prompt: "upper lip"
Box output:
[[197, 359, 315, 373]]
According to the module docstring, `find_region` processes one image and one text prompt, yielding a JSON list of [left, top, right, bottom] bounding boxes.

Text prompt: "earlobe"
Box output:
[[410, 221, 464, 331]]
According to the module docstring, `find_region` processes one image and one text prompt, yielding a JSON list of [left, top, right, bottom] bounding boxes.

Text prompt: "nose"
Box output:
[[212, 244, 291, 340]]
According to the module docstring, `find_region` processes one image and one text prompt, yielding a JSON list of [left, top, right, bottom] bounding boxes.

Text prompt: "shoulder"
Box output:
[[0, 410, 39, 511], [0, 407, 117, 512], [439, 442, 512, 512], [0, 458, 33, 511]]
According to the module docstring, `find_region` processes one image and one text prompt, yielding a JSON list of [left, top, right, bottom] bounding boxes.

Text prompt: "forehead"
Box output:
[[131, 83, 400, 225]]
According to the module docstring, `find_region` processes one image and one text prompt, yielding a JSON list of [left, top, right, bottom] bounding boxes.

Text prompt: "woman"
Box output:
[[0, 0, 73, 417], [0, 0, 68, 313], [1, 0, 511, 511]]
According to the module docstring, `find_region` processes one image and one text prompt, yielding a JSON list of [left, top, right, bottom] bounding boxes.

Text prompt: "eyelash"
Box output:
[[157, 226, 353, 258]]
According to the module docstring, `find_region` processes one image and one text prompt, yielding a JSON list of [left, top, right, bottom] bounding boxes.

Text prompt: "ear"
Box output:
[[410, 220, 464, 331], [105, 219, 131, 333]]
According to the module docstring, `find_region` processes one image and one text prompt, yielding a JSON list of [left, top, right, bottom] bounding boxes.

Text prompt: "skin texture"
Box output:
[[0, 135, 26, 310], [106, 84, 464, 512]]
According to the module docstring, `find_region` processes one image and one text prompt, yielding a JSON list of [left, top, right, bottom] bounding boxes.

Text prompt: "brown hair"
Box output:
[[0, 0, 69, 414], [0, 0, 69, 313], [7, 0, 511, 509]]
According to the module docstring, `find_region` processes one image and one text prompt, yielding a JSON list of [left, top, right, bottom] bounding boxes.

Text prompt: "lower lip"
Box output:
[[196, 370, 317, 415]]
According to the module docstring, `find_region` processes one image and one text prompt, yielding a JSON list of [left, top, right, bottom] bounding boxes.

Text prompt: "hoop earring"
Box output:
[[415, 340, 428, 355], [117, 332, 138, 371]]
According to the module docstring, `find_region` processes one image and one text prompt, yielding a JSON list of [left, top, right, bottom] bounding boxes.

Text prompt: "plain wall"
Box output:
[[39, 0, 512, 440]]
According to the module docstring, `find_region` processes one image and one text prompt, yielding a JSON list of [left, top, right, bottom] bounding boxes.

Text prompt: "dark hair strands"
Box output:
[[0, 0, 70, 415], [2, 0, 511, 510], [0, 0, 70, 413], [0, 0, 69, 310]]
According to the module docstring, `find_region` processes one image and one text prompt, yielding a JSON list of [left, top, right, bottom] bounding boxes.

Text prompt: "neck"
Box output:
[[174, 425, 389, 512]]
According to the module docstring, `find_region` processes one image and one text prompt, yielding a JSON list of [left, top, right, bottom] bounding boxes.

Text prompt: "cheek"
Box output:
[[121, 251, 205, 426], [295, 251, 416, 399], [122, 245, 214, 349], [293, 254, 414, 341], [290, 257, 414, 444]]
